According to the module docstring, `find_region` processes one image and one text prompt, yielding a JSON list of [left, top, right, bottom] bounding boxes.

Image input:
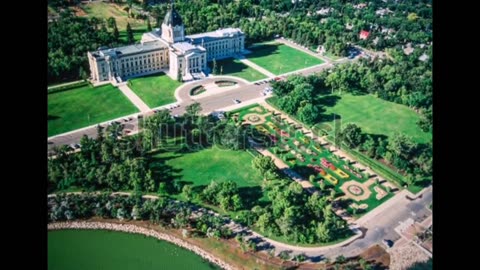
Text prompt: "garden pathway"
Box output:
[[117, 84, 151, 113], [259, 101, 400, 192], [235, 57, 276, 78], [256, 147, 314, 189]]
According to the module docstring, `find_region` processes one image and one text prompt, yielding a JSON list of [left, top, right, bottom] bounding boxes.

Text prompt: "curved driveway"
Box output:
[[48, 186, 431, 260]]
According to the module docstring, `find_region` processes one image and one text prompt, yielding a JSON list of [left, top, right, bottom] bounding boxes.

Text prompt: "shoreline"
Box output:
[[48, 221, 236, 270]]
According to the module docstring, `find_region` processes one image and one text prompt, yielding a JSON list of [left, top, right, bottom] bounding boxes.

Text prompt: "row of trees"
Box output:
[[48, 11, 135, 83], [146, 0, 431, 54], [48, 193, 233, 239], [339, 123, 432, 186], [48, 123, 155, 193]]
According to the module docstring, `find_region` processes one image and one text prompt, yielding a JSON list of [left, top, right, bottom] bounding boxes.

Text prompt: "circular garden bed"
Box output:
[[347, 185, 365, 196], [247, 115, 261, 122], [190, 85, 206, 96], [215, 80, 237, 87]]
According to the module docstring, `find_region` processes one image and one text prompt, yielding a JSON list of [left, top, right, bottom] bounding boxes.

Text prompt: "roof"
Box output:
[[172, 42, 198, 52], [186, 28, 244, 44], [90, 40, 168, 60], [163, 6, 183, 26], [359, 30, 370, 40]]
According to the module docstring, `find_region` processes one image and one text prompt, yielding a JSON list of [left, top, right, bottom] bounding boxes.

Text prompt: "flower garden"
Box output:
[[229, 104, 394, 217], [214, 80, 237, 87], [190, 85, 206, 96]]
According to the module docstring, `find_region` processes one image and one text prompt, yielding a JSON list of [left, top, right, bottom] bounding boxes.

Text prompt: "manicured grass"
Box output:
[[48, 230, 220, 270], [80, 2, 146, 30], [150, 147, 262, 188], [317, 93, 432, 144], [247, 43, 324, 75], [208, 58, 266, 82], [128, 73, 182, 108], [48, 84, 139, 137]]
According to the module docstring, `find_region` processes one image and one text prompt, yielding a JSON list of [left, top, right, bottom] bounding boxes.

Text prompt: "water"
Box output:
[[48, 229, 221, 270]]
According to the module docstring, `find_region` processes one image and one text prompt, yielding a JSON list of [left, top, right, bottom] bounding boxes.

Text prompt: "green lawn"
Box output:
[[48, 230, 220, 270], [208, 58, 266, 81], [128, 73, 182, 108], [247, 43, 324, 75], [48, 84, 139, 137], [80, 2, 146, 30], [318, 94, 432, 144], [150, 147, 262, 188], [79, 2, 147, 43]]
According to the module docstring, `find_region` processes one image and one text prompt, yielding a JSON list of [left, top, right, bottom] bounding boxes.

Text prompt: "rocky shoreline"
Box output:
[[48, 221, 236, 270]]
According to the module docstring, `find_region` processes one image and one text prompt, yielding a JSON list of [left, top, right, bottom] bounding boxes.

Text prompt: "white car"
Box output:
[[233, 99, 241, 104]]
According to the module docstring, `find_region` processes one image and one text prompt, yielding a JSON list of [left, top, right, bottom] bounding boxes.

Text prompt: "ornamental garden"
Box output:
[[230, 104, 394, 218]]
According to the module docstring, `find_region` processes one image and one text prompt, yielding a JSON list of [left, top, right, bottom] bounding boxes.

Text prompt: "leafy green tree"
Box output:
[[212, 59, 218, 74], [297, 103, 319, 125], [339, 123, 364, 148], [252, 156, 277, 181], [182, 185, 193, 201], [147, 17, 152, 31], [185, 102, 202, 118], [177, 68, 183, 82]]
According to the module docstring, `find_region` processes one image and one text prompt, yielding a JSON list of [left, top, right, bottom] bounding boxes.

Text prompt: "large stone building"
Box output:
[[87, 3, 245, 83]]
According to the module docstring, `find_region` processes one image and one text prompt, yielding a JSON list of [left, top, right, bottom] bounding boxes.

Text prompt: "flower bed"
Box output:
[[321, 158, 337, 170], [190, 85, 206, 96], [324, 174, 339, 185], [343, 165, 363, 179], [347, 184, 365, 196], [247, 115, 261, 122], [334, 168, 350, 179], [214, 80, 237, 87]]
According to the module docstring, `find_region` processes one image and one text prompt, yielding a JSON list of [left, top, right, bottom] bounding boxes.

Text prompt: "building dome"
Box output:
[[163, 7, 183, 27]]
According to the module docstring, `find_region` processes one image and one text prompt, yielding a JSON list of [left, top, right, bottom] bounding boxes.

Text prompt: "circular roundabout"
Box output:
[[347, 184, 365, 196]]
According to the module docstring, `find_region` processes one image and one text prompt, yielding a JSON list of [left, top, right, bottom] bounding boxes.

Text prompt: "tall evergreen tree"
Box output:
[[147, 17, 152, 31], [126, 23, 134, 43]]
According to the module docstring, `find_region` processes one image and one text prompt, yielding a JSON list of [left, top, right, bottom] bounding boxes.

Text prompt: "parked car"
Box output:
[[382, 239, 394, 248]]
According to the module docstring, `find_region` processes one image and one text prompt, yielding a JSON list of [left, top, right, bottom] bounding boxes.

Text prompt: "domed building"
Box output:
[[87, 2, 245, 83]]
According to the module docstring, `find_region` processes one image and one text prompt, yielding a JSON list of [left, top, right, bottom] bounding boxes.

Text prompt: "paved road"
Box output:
[[47, 186, 431, 261], [47, 60, 340, 154], [320, 187, 432, 259]]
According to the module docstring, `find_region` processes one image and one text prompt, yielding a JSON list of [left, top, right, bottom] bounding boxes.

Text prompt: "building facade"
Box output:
[[88, 4, 245, 83]]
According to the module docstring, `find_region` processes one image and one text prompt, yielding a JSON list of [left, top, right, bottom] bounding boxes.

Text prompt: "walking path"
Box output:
[[274, 38, 331, 64], [118, 84, 151, 113], [259, 101, 400, 193], [48, 181, 431, 259], [235, 57, 276, 77], [256, 147, 314, 189]]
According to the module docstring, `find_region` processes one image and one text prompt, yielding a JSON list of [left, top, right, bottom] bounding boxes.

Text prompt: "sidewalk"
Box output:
[[275, 38, 331, 64], [118, 84, 151, 113], [236, 58, 276, 77]]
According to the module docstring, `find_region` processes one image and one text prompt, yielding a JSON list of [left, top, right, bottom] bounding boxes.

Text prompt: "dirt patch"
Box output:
[[359, 244, 391, 268], [70, 6, 87, 17]]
